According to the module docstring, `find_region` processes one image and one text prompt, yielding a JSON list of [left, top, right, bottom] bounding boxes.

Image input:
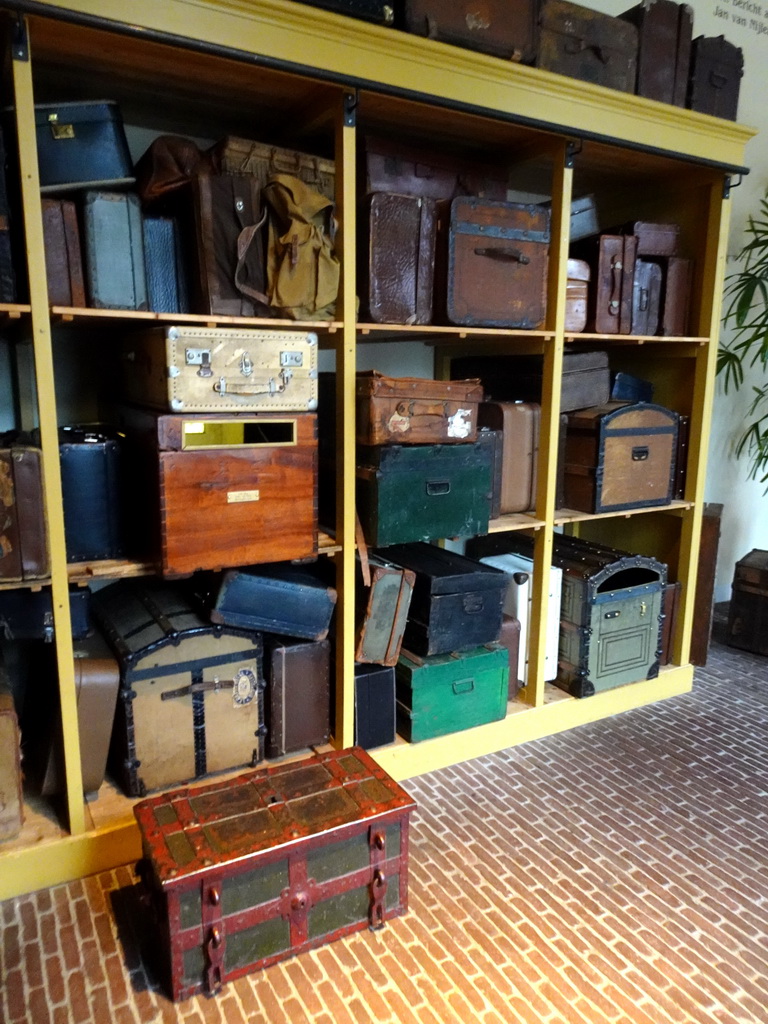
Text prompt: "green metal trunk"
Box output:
[[395, 643, 508, 742]]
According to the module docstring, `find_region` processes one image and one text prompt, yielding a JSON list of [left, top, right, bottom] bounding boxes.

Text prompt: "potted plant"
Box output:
[[718, 190, 768, 488]]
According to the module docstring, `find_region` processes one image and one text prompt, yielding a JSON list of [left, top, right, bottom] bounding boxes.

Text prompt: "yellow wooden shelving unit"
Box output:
[[0, 0, 755, 900]]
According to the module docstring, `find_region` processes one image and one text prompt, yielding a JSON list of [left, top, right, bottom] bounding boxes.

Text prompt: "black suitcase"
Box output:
[[59, 426, 126, 562], [0, 126, 17, 303], [211, 565, 338, 641], [383, 542, 509, 657], [354, 663, 396, 749], [0, 587, 91, 642], [142, 215, 190, 314]]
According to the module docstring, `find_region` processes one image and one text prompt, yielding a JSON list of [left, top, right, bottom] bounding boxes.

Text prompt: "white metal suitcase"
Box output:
[[120, 326, 318, 412]]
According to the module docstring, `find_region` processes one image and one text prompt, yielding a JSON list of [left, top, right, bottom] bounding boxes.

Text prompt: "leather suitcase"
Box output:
[[133, 747, 416, 1000], [403, 0, 538, 62], [537, 0, 639, 93], [92, 577, 265, 797], [0, 587, 91, 642], [563, 402, 679, 513], [40, 628, 121, 797], [477, 427, 503, 520], [659, 579, 681, 665], [212, 565, 337, 641], [263, 636, 331, 757], [356, 553, 415, 667], [441, 197, 549, 328], [354, 663, 396, 748], [395, 642, 508, 742], [192, 172, 271, 318], [619, 0, 693, 106], [0, 680, 22, 841], [566, 258, 590, 332], [572, 233, 637, 334], [498, 613, 522, 699], [0, 126, 17, 303], [551, 533, 666, 697], [477, 401, 540, 514], [622, 220, 680, 257], [452, 350, 610, 412], [41, 198, 86, 307], [659, 255, 692, 336], [726, 549, 768, 656], [356, 440, 492, 547], [363, 135, 508, 203], [142, 215, 190, 314], [120, 326, 319, 414], [59, 425, 126, 563], [690, 502, 722, 666], [356, 371, 483, 445], [118, 407, 318, 575], [687, 35, 743, 121], [210, 136, 335, 201], [294, 0, 397, 24], [360, 192, 438, 325], [632, 259, 662, 335], [384, 542, 509, 657], [610, 371, 653, 403], [0, 441, 48, 581], [82, 190, 148, 310], [34, 100, 134, 190]]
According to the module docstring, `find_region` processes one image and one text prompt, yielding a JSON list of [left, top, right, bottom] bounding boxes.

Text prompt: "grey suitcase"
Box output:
[[82, 190, 147, 310]]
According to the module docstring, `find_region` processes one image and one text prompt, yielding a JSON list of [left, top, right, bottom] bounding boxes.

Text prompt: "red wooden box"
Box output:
[[134, 746, 416, 1000]]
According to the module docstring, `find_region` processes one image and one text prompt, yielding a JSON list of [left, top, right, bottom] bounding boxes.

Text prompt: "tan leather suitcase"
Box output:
[[41, 629, 121, 797], [566, 258, 590, 332], [356, 371, 483, 445], [478, 401, 540, 513], [120, 325, 319, 413], [0, 678, 22, 842]]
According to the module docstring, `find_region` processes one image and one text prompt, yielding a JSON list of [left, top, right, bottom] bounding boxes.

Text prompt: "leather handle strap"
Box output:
[[234, 213, 271, 305], [474, 246, 530, 264]]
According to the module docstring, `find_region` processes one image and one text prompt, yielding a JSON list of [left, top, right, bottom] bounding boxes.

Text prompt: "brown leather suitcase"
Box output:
[[355, 371, 483, 445], [40, 629, 121, 797], [632, 259, 662, 335], [209, 135, 335, 201], [659, 579, 681, 665], [566, 258, 590, 332], [619, 0, 693, 106], [687, 35, 743, 121], [263, 636, 331, 757], [659, 255, 692, 336], [360, 192, 438, 325], [441, 197, 549, 328], [624, 220, 680, 257], [0, 680, 22, 842], [192, 172, 272, 317], [563, 402, 678, 513], [42, 198, 86, 307], [478, 401, 540, 514], [537, 0, 639, 93], [118, 406, 318, 576], [498, 613, 522, 699], [0, 442, 48, 582], [403, 0, 538, 62], [363, 135, 508, 202], [690, 502, 722, 666], [573, 234, 637, 334]]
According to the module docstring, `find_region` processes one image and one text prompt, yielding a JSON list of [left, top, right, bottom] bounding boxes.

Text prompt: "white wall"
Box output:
[[583, 2, 768, 598]]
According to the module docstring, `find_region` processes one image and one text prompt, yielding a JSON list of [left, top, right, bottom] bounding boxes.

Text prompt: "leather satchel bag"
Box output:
[[261, 173, 340, 321]]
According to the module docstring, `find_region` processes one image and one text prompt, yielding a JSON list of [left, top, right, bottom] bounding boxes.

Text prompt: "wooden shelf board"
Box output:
[[358, 324, 555, 343], [554, 500, 693, 525], [0, 303, 30, 320], [565, 333, 709, 345], [488, 513, 545, 534], [50, 307, 342, 334]]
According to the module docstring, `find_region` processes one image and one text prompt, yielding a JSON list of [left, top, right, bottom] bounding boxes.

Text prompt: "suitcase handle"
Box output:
[[474, 246, 530, 265], [632, 446, 650, 462], [213, 368, 292, 396], [452, 678, 475, 695], [564, 37, 610, 65], [426, 480, 450, 496], [396, 400, 447, 418], [709, 71, 728, 90], [609, 257, 623, 315]]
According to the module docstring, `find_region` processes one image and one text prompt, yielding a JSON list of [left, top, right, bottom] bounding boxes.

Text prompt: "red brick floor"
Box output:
[[2, 634, 768, 1023]]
